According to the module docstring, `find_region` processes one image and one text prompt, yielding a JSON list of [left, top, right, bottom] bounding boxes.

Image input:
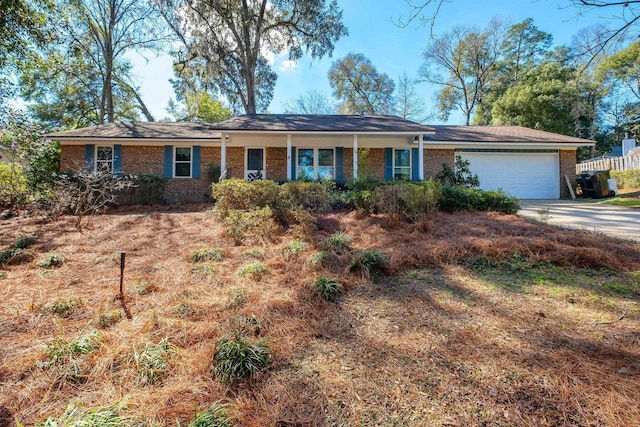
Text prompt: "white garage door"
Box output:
[[459, 151, 560, 199]]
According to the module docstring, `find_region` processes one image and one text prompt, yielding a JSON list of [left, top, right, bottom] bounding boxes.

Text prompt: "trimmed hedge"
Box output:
[[439, 184, 519, 214]]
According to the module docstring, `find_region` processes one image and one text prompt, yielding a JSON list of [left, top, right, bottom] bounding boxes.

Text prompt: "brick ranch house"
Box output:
[[49, 114, 594, 203]]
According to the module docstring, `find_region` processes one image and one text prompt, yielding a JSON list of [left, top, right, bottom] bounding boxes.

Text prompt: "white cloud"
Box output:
[[279, 60, 298, 72]]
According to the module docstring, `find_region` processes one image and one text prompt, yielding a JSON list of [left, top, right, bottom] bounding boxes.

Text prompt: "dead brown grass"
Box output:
[[0, 205, 639, 426]]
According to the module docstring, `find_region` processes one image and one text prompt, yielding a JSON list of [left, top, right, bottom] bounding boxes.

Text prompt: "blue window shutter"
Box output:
[[85, 144, 95, 170], [192, 146, 201, 179], [335, 147, 344, 183], [163, 146, 173, 178], [384, 148, 393, 180], [113, 145, 122, 174], [290, 146, 297, 180], [412, 147, 419, 181]]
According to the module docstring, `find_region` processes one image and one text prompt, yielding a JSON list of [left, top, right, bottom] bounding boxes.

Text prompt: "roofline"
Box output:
[[422, 141, 594, 148], [218, 130, 436, 136], [52, 137, 221, 143]]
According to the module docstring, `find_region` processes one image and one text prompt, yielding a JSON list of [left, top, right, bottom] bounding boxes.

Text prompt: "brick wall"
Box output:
[[424, 149, 454, 179], [559, 150, 577, 199], [267, 147, 287, 181], [60, 145, 86, 171]]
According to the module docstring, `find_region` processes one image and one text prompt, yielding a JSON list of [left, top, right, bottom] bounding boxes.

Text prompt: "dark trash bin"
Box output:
[[577, 170, 611, 199]]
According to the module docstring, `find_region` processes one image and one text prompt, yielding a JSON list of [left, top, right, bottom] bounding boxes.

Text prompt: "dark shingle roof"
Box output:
[[423, 125, 593, 144], [211, 114, 435, 133], [48, 121, 219, 140]]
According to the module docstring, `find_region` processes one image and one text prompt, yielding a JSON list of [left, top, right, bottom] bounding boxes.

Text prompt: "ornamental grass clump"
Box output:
[[213, 331, 270, 383], [38, 253, 65, 268], [189, 247, 225, 263], [132, 337, 176, 385], [188, 402, 235, 427], [43, 331, 101, 384], [349, 249, 388, 279], [320, 231, 352, 254], [315, 275, 342, 303]]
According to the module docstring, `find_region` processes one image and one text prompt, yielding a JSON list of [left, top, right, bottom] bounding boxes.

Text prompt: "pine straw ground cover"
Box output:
[[0, 206, 639, 426]]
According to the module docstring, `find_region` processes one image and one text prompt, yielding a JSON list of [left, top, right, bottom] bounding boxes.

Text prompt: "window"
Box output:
[[394, 149, 411, 180], [96, 146, 113, 172], [297, 148, 334, 180], [174, 147, 192, 177]]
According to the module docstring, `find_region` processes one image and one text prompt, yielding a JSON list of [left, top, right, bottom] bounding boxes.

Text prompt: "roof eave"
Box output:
[[217, 130, 436, 135]]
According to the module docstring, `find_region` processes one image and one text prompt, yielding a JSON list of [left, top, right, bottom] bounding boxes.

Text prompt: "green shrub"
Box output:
[[0, 271, 5, 280], [373, 184, 408, 219], [349, 188, 375, 213], [207, 163, 222, 183], [279, 181, 331, 213], [438, 185, 519, 214], [190, 247, 225, 263], [213, 331, 270, 383], [400, 181, 441, 226], [189, 402, 234, 427], [38, 253, 65, 268], [132, 337, 176, 385], [320, 231, 352, 254], [211, 179, 280, 217], [349, 249, 388, 279], [315, 276, 342, 303], [286, 208, 317, 239], [237, 261, 268, 281], [42, 298, 81, 317], [282, 239, 307, 260], [611, 169, 640, 189], [0, 161, 27, 209], [435, 155, 480, 188], [223, 207, 279, 245]]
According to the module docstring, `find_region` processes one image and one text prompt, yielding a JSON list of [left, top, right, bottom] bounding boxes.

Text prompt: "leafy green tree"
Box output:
[[490, 60, 601, 139], [0, 0, 55, 69], [160, 0, 347, 114], [597, 41, 640, 135], [19, 0, 168, 127], [166, 92, 233, 123], [474, 19, 554, 124], [328, 53, 395, 115], [1, 109, 59, 199]]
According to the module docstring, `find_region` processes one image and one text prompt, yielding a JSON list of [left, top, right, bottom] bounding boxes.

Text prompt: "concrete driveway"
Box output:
[[518, 200, 640, 242]]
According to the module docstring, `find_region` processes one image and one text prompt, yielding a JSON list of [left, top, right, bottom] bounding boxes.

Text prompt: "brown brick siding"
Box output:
[[60, 145, 86, 171], [122, 146, 163, 175], [424, 149, 455, 179], [267, 147, 287, 181], [559, 150, 577, 199]]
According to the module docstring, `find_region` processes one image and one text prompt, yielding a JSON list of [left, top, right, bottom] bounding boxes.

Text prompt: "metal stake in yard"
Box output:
[[119, 252, 132, 319]]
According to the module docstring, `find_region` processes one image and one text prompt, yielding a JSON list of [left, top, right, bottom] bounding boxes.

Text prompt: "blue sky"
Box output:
[[131, 0, 610, 123]]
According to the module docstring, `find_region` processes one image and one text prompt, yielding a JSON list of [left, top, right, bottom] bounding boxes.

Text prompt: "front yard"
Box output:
[[0, 206, 639, 426]]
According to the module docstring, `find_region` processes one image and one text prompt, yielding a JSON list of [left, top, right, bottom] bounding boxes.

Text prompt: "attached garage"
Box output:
[[422, 126, 595, 200], [458, 150, 559, 199]]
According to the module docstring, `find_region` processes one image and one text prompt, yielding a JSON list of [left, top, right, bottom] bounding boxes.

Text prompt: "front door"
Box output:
[[245, 148, 265, 181]]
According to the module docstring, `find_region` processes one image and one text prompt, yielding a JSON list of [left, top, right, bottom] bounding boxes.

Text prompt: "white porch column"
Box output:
[[221, 134, 228, 179], [353, 134, 358, 182], [418, 133, 424, 181], [287, 134, 292, 181]]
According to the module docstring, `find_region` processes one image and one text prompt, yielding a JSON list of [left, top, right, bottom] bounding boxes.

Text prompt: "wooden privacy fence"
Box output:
[[577, 156, 640, 172]]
